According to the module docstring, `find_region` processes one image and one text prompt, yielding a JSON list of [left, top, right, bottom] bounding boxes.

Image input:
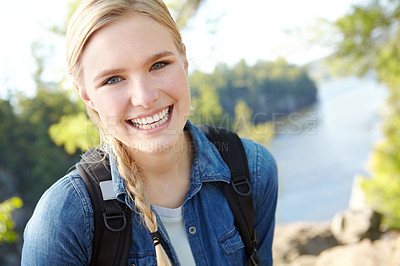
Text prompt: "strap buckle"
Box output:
[[249, 248, 260, 266], [103, 212, 127, 232], [231, 175, 252, 196], [248, 231, 260, 265]]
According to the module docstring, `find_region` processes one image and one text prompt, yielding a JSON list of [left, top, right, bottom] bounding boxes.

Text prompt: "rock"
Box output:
[[330, 207, 381, 244], [273, 175, 398, 265], [273, 222, 339, 264], [330, 176, 382, 244], [331, 208, 379, 243], [315, 234, 400, 266], [288, 255, 318, 266]]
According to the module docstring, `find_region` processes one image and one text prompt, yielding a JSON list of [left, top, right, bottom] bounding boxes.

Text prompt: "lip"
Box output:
[[126, 105, 173, 133], [128, 105, 170, 121]]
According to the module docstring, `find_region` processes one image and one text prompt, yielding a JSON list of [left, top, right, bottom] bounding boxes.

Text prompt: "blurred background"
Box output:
[[1, 0, 399, 265]]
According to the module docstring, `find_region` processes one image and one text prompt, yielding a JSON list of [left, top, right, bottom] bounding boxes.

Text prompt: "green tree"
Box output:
[[49, 112, 99, 155], [0, 100, 20, 173], [12, 43, 82, 209], [189, 59, 318, 127], [232, 101, 273, 146], [328, 0, 400, 229], [0, 197, 23, 243], [189, 70, 224, 126]]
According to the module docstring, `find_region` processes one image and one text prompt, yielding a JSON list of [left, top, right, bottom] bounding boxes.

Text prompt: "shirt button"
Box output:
[[188, 226, 197, 235]]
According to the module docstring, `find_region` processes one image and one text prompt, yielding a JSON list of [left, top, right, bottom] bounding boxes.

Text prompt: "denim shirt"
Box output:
[[22, 121, 278, 266]]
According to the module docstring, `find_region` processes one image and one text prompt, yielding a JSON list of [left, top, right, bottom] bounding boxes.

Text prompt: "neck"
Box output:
[[127, 131, 194, 208], [131, 131, 193, 177]]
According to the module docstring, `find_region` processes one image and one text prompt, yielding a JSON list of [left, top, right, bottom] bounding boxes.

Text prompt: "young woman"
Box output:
[[21, 0, 278, 265]]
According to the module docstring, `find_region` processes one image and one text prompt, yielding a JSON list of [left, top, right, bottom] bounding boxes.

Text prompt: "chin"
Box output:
[[127, 136, 180, 154]]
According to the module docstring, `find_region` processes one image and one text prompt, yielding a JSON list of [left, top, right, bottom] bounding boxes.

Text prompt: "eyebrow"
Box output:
[[93, 50, 175, 83], [145, 50, 174, 66]]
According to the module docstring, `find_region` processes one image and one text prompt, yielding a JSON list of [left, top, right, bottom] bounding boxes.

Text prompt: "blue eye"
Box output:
[[151, 62, 168, 70], [104, 76, 121, 85]]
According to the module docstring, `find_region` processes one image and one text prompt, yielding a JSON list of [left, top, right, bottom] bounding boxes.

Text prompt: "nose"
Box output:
[[130, 76, 160, 108]]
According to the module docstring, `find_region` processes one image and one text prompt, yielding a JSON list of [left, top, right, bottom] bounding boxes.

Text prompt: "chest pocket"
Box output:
[[218, 227, 246, 264]]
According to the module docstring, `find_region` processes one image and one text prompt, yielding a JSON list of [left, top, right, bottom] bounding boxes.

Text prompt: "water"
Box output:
[[268, 76, 388, 224]]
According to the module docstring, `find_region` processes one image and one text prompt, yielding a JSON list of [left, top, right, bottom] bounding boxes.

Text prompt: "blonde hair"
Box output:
[[66, 0, 185, 264]]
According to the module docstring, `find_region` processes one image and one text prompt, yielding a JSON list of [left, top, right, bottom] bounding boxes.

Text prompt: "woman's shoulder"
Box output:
[[37, 169, 93, 215], [22, 169, 93, 265], [24, 168, 94, 233], [240, 138, 278, 204], [240, 138, 277, 177]]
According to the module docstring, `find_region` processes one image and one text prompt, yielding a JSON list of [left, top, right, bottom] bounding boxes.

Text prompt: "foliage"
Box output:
[[361, 111, 400, 228], [189, 58, 318, 127], [328, 0, 400, 229], [13, 89, 81, 208], [232, 101, 274, 146], [0, 44, 83, 210], [49, 113, 99, 154], [0, 197, 23, 243], [189, 70, 224, 126], [166, 0, 204, 28], [50, 0, 86, 35], [0, 100, 20, 173]]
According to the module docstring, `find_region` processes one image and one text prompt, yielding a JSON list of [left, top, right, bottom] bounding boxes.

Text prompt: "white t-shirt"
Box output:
[[153, 205, 196, 266]]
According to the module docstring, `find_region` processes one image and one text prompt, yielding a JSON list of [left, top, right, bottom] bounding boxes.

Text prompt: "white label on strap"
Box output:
[[99, 180, 116, 201]]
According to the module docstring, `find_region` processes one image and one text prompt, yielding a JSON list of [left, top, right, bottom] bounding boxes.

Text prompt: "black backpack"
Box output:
[[76, 125, 260, 266]]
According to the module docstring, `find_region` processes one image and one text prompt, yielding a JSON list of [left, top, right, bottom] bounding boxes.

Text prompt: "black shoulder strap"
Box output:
[[76, 148, 131, 266], [199, 125, 260, 266]]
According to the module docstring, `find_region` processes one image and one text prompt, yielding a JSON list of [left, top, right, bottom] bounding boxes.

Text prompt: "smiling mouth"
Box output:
[[128, 106, 172, 130]]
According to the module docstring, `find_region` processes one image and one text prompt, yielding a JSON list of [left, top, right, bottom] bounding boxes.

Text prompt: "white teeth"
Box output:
[[130, 107, 170, 129]]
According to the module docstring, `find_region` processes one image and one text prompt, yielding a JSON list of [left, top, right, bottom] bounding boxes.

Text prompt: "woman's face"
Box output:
[[79, 13, 190, 154]]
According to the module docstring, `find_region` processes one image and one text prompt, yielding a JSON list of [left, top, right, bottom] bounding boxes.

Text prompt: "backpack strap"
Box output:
[[199, 125, 260, 266], [76, 148, 131, 266]]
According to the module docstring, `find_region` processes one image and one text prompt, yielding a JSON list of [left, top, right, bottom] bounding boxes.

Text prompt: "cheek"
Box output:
[[92, 91, 128, 120], [164, 69, 190, 102]]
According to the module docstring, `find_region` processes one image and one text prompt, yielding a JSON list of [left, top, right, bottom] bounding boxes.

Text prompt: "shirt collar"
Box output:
[[109, 120, 231, 208], [109, 150, 135, 208]]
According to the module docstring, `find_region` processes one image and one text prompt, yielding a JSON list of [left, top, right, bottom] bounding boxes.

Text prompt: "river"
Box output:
[[268, 75, 388, 223]]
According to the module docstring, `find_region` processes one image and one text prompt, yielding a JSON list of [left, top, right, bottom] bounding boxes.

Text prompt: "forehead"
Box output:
[[81, 13, 177, 65]]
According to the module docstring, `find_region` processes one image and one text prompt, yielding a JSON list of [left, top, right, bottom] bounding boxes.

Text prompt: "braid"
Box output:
[[110, 137, 172, 266]]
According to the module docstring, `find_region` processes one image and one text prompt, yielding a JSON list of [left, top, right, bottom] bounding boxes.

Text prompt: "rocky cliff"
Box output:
[[273, 176, 400, 266]]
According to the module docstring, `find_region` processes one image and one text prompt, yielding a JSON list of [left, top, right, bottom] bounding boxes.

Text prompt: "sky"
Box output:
[[182, 0, 365, 72], [0, 0, 365, 98]]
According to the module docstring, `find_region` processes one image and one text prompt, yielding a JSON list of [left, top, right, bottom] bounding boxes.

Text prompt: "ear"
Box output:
[[181, 43, 189, 74], [73, 82, 97, 111]]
